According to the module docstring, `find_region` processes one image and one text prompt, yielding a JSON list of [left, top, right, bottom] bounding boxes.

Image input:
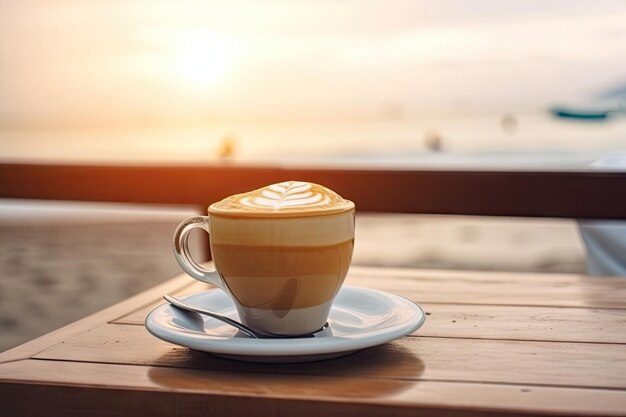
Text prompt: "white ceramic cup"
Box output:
[[173, 198, 355, 336]]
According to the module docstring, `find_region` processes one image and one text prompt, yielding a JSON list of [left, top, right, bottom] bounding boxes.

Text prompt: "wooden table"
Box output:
[[2, 266, 626, 416]]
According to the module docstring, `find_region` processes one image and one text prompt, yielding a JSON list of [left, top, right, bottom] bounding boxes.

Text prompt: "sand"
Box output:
[[0, 200, 586, 352]]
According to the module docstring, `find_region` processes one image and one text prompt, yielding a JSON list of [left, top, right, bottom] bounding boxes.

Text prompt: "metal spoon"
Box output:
[[163, 294, 262, 338]]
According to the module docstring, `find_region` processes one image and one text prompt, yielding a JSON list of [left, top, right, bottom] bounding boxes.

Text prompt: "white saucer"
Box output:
[[145, 285, 426, 363]]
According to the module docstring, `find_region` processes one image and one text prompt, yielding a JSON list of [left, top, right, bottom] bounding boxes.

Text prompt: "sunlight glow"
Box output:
[[175, 31, 239, 88]]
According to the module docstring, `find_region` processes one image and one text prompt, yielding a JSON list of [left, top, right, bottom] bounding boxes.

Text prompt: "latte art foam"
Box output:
[[209, 181, 354, 217], [241, 182, 330, 210]]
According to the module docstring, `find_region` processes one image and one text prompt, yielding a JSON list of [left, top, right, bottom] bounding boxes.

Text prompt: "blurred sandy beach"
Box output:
[[0, 200, 585, 351]]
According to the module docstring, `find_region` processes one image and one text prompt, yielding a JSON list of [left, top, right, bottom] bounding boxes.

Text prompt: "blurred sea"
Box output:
[[1, 112, 625, 167]]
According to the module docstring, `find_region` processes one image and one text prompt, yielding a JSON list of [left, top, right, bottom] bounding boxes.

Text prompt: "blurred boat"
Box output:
[[549, 83, 625, 121], [550, 107, 613, 120]]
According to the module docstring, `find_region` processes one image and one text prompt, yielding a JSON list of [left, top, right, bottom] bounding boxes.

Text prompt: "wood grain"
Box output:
[[2, 162, 626, 219], [32, 323, 626, 390], [416, 304, 626, 343], [2, 359, 626, 417], [347, 267, 626, 309]]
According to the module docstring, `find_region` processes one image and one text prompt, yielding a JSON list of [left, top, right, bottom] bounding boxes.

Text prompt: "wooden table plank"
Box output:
[[346, 267, 626, 309], [2, 359, 626, 417], [416, 304, 626, 344], [32, 323, 626, 390]]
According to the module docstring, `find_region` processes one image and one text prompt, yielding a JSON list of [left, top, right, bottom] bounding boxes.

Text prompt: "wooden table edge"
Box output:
[[2, 359, 626, 417]]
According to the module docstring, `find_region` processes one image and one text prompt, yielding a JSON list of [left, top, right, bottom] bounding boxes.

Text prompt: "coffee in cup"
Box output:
[[173, 181, 355, 336]]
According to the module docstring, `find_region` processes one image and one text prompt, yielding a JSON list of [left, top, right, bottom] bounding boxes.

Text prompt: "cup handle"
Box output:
[[173, 216, 224, 290]]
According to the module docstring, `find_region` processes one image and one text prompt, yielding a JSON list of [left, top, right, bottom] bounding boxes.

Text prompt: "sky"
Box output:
[[1, 0, 626, 128]]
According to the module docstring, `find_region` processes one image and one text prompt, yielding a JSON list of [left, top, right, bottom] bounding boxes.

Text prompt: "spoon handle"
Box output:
[[163, 295, 260, 339]]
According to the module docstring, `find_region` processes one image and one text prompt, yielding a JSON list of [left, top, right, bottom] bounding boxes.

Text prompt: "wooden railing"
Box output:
[[1, 162, 626, 219]]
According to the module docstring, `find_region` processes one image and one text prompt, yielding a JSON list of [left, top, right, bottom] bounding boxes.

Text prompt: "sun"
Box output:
[[175, 32, 238, 88]]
